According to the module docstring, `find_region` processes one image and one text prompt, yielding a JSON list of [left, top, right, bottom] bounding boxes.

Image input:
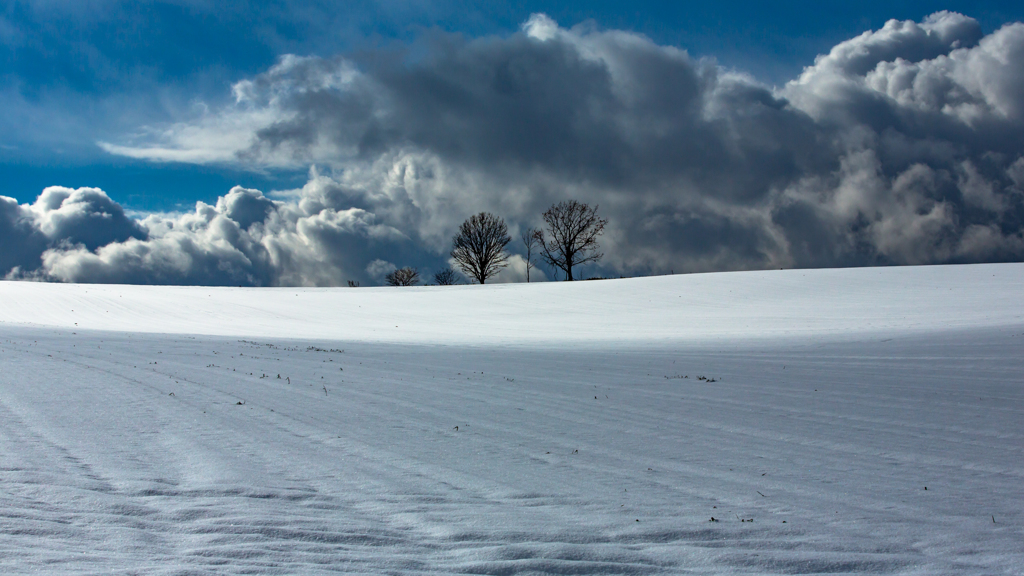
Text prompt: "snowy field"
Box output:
[[0, 264, 1022, 575]]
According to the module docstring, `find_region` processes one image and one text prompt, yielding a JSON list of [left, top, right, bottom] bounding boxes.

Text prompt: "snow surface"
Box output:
[[0, 264, 1022, 574]]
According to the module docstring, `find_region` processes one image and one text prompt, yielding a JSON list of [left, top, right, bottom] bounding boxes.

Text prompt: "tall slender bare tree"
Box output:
[[450, 212, 511, 284], [538, 200, 607, 281], [521, 227, 542, 283]]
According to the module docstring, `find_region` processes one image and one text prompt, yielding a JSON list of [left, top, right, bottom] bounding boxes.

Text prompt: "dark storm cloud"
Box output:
[[12, 12, 1024, 284], [233, 18, 835, 202]]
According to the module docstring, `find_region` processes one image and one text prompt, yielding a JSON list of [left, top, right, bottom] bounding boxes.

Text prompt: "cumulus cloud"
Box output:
[[2, 183, 415, 285], [1, 186, 146, 278], [6, 12, 1024, 285]]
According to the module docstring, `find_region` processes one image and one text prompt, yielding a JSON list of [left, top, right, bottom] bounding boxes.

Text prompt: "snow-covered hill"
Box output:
[[2, 263, 1022, 345], [1, 264, 1022, 574]]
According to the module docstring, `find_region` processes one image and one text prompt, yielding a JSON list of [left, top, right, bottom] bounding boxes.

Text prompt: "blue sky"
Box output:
[[2, 1, 1024, 285], [3, 0, 1022, 210]]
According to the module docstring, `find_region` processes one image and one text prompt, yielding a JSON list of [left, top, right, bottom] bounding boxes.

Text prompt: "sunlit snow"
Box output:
[[1, 264, 1021, 574]]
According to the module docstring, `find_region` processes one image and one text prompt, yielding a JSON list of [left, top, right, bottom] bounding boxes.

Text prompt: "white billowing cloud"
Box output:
[[26, 186, 147, 248], [788, 12, 1023, 128], [1, 186, 146, 279], [4, 183, 411, 286], [800, 11, 983, 79], [365, 258, 397, 283], [522, 13, 559, 42], [4, 12, 1022, 286]]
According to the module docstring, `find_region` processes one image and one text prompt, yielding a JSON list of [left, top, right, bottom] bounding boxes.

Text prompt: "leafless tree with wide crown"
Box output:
[[450, 212, 511, 284], [538, 200, 607, 281], [432, 267, 460, 285], [385, 267, 420, 286]]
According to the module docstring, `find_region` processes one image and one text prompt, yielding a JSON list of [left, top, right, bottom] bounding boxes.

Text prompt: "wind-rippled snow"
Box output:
[[1, 264, 1022, 574]]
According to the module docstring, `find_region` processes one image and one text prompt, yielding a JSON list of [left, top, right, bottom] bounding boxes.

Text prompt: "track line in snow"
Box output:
[[3, 322, 1022, 573]]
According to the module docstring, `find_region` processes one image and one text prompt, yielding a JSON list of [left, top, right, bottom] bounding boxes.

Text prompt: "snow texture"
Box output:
[[1, 263, 1022, 574]]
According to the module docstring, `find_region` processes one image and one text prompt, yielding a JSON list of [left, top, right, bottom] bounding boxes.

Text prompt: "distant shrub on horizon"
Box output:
[[432, 267, 461, 285], [385, 267, 420, 286]]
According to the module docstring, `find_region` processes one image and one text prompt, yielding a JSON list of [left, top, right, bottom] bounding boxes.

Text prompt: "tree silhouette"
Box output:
[[538, 201, 607, 281], [385, 267, 420, 286], [450, 212, 511, 284], [521, 227, 542, 283], [432, 267, 460, 285]]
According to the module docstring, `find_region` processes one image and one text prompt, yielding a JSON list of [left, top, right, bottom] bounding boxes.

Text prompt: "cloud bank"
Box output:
[[6, 12, 1024, 285]]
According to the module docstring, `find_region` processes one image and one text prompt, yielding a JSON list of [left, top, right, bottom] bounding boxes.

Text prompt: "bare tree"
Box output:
[[385, 267, 420, 286], [450, 212, 511, 284], [521, 227, 542, 283], [432, 267, 460, 285], [538, 200, 607, 281]]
